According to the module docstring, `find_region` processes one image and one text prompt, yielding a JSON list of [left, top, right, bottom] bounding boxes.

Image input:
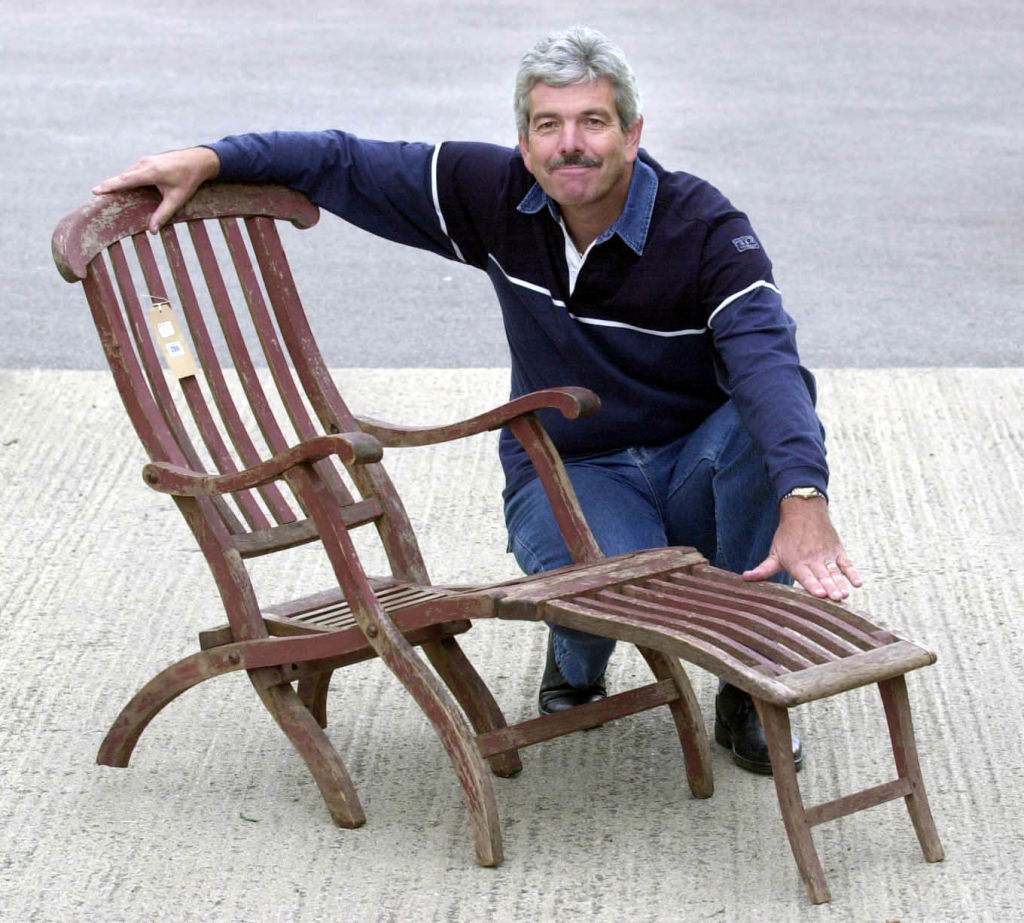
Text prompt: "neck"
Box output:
[[561, 209, 608, 253], [560, 164, 633, 252]]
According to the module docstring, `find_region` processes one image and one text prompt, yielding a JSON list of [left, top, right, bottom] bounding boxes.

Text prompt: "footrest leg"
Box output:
[[879, 676, 945, 863], [754, 699, 831, 904]]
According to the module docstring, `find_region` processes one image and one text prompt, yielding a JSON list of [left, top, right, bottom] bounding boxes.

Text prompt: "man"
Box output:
[[95, 27, 860, 775]]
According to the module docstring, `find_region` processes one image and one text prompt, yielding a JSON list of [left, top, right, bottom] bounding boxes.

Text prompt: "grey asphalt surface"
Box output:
[[3, 2, 1024, 921], [6, 0, 1024, 368]]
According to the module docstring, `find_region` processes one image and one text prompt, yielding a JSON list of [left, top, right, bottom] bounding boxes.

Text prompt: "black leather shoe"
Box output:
[[714, 683, 804, 775], [538, 633, 607, 715]]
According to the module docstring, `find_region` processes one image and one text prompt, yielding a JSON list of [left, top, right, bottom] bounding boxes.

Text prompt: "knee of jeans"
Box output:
[[508, 534, 571, 577]]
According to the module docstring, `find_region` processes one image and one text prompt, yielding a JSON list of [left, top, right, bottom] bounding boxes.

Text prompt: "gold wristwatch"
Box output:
[[781, 486, 828, 502]]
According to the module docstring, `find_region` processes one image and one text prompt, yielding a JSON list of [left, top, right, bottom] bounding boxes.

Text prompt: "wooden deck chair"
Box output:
[[52, 184, 943, 903]]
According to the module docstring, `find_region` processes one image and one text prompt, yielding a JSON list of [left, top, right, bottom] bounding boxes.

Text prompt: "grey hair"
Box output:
[[514, 27, 642, 137]]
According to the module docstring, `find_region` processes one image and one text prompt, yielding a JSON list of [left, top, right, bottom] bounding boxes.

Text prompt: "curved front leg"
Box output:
[[97, 645, 249, 767], [253, 668, 365, 828]]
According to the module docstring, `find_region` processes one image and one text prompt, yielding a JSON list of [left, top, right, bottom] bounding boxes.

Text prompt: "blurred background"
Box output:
[[6, 0, 1022, 369]]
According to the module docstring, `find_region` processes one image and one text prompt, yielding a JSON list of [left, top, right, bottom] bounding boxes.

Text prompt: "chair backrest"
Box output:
[[52, 183, 430, 586]]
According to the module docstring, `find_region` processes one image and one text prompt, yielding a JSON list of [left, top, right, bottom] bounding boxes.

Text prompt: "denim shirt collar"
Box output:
[[517, 156, 657, 256]]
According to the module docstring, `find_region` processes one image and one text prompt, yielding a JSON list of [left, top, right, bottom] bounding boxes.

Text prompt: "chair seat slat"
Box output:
[[636, 578, 864, 658]]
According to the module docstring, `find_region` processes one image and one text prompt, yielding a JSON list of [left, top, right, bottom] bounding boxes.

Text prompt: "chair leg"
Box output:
[[753, 699, 831, 904], [97, 647, 241, 767], [421, 636, 523, 778], [297, 670, 333, 728], [252, 668, 366, 828], [878, 676, 945, 862], [373, 633, 504, 866], [637, 647, 713, 799]]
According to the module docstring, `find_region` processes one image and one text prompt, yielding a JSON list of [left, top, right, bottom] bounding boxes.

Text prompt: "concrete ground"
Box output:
[[3, 0, 1024, 920], [2, 367, 1023, 921]]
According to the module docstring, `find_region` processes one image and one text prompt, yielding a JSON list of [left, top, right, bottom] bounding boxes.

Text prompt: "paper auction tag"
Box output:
[[148, 299, 198, 380]]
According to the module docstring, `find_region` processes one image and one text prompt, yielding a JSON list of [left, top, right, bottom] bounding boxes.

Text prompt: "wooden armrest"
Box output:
[[141, 432, 383, 497], [355, 387, 601, 448]]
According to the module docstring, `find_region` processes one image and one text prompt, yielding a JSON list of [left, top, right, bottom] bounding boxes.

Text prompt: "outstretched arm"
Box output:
[[743, 494, 862, 601], [92, 146, 221, 233]]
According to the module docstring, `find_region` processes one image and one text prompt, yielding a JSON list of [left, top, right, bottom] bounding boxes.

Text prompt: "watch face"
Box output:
[[787, 487, 824, 500]]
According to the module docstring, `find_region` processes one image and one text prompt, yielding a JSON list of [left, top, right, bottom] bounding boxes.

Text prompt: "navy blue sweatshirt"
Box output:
[[209, 131, 827, 500]]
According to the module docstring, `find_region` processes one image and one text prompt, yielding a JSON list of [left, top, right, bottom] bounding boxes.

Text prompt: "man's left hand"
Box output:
[[742, 496, 862, 601]]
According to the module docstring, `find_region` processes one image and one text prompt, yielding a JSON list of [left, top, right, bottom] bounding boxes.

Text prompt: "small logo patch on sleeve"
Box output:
[[732, 235, 760, 252]]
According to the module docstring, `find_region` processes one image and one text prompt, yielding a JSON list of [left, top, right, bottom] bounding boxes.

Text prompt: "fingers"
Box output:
[[148, 187, 192, 234], [91, 147, 221, 233], [793, 564, 844, 601], [745, 544, 862, 602], [91, 157, 174, 233], [836, 551, 863, 589], [92, 158, 160, 195], [793, 553, 861, 602], [741, 554, 782, 582]]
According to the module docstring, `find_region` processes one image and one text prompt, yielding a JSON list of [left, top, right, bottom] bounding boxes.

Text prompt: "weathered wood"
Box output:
[[778, 641, 936, 706], [508, 413, 604, 564], [475, 680, 681, 756], [53, 183, 319, 281], [357, 386, 600, 446], [637, 647, 713, 799], [253, 672, 365, 829], [879, 676, 945, 863], [495, 547, 707, 616], [804, 778, 915, 827], [55, 183, 943, 903], [754, 699, 831, 904], [142, 433, 382, 496], [422, 637, 523, 778], [232, 498, 383, 558]]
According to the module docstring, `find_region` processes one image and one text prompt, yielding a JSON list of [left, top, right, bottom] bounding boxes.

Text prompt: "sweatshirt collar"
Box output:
[[517, 156, 657, 255]]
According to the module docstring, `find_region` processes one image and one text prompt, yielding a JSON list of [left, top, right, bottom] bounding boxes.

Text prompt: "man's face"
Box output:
[[518, 78, 643, 216]]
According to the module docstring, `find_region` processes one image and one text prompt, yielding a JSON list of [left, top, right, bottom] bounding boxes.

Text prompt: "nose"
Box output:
[[558, 122, 583, 154]]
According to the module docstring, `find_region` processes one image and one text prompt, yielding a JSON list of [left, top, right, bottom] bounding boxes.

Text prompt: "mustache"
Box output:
[[547, 153, 603, 169]]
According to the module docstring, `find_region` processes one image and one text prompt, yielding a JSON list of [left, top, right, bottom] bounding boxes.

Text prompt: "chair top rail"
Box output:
[[53, 183, 319, 282]]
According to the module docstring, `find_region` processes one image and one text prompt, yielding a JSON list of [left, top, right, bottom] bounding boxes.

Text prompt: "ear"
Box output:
[[624, 115, 644, 162], [518, 134, 536, 175]]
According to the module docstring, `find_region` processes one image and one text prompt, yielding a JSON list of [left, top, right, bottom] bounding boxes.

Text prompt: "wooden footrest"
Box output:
[[498, 550, 935, 707]]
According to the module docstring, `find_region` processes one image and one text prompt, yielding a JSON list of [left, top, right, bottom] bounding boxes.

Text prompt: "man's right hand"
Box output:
[[92, 146, 221, 234]]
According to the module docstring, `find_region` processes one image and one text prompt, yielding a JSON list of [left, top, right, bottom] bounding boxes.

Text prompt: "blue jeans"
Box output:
[[504, 400, 790, 688]]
